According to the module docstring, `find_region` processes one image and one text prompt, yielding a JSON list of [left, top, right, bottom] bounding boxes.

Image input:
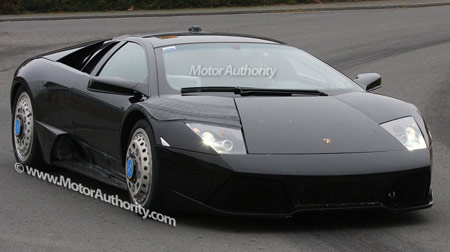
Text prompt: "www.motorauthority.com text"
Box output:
[[14, 163, 176, 227]]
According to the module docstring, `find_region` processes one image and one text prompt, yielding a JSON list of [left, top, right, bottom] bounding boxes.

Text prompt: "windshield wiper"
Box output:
[[181, 86, 327, 96], [181, 86, 239, 94], [237, 88, 327, 96]]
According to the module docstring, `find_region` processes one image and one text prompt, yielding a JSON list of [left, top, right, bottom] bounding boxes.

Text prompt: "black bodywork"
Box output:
[[11, 32, 433, 217]]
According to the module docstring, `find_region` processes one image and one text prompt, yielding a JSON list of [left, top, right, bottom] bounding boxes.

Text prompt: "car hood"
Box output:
[[235, 95, 406, 154], [143, 92, 423, 154]]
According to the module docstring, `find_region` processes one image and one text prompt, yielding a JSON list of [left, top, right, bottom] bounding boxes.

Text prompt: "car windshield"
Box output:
[[158, 43, 362, 94]]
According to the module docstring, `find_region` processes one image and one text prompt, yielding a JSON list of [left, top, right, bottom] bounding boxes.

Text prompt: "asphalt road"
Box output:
[[1, 6, 449, 252]]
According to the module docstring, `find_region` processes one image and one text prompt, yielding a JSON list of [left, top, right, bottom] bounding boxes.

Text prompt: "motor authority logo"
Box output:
[[14, 163, 176, 227], [189, 64, 277, 79]]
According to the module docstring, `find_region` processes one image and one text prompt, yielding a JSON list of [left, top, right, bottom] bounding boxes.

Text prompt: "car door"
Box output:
[[36, 41, 110, 134], [71, 41, 149, 171]]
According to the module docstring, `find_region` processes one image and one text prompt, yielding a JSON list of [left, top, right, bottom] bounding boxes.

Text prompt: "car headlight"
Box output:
[[381, 117, 427, 151], [186, 123, 246, 154]]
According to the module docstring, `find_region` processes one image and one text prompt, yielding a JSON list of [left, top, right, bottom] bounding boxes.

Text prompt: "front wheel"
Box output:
[[12, 87, 44, 168], [125, 119, 162, 211]]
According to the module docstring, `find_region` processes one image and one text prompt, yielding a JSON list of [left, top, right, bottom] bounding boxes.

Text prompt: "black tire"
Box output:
[[11, 86, 45, 169], [125, 119, 163, 211]]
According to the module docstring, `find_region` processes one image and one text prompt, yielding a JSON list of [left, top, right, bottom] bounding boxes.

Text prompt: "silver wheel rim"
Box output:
[[125, 128, 152, 205], [14, 92, 34, 162]]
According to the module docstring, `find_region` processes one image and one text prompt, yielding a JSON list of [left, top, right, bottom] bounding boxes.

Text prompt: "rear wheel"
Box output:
[[12, 87, 44, 168], [125, 119, 162, 211]]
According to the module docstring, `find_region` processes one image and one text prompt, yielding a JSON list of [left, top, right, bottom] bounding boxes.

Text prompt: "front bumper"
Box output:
[[156, 147, 433, 217]]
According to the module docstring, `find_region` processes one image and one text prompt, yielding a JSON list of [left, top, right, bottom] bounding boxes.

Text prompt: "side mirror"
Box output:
[[88, 76, 140, 95], [354, 73, 381, 92]]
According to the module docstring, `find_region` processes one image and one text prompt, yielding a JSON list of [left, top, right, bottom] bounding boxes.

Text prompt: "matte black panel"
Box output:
[[335, 91, 417, 123], [142, 95, 241, 127], [235, 96, 405, 154]]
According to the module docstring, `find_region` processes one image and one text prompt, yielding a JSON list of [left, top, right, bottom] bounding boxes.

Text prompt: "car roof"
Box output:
[[119, 30, 285, 48]]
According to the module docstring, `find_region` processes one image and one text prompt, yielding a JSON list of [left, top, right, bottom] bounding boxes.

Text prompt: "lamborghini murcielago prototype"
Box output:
[[11, 28, 433, 216]]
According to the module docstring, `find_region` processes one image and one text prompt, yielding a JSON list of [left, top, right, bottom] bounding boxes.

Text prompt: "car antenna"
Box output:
[[188, 26, 202, 33]]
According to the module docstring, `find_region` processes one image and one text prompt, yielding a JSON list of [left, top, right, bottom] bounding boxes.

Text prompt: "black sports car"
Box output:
[[11, 27, 433, 216]]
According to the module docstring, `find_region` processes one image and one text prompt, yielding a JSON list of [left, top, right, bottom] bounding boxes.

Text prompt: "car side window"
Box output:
[[98, 42, 148, 83], [82, 42, 119, 74]]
